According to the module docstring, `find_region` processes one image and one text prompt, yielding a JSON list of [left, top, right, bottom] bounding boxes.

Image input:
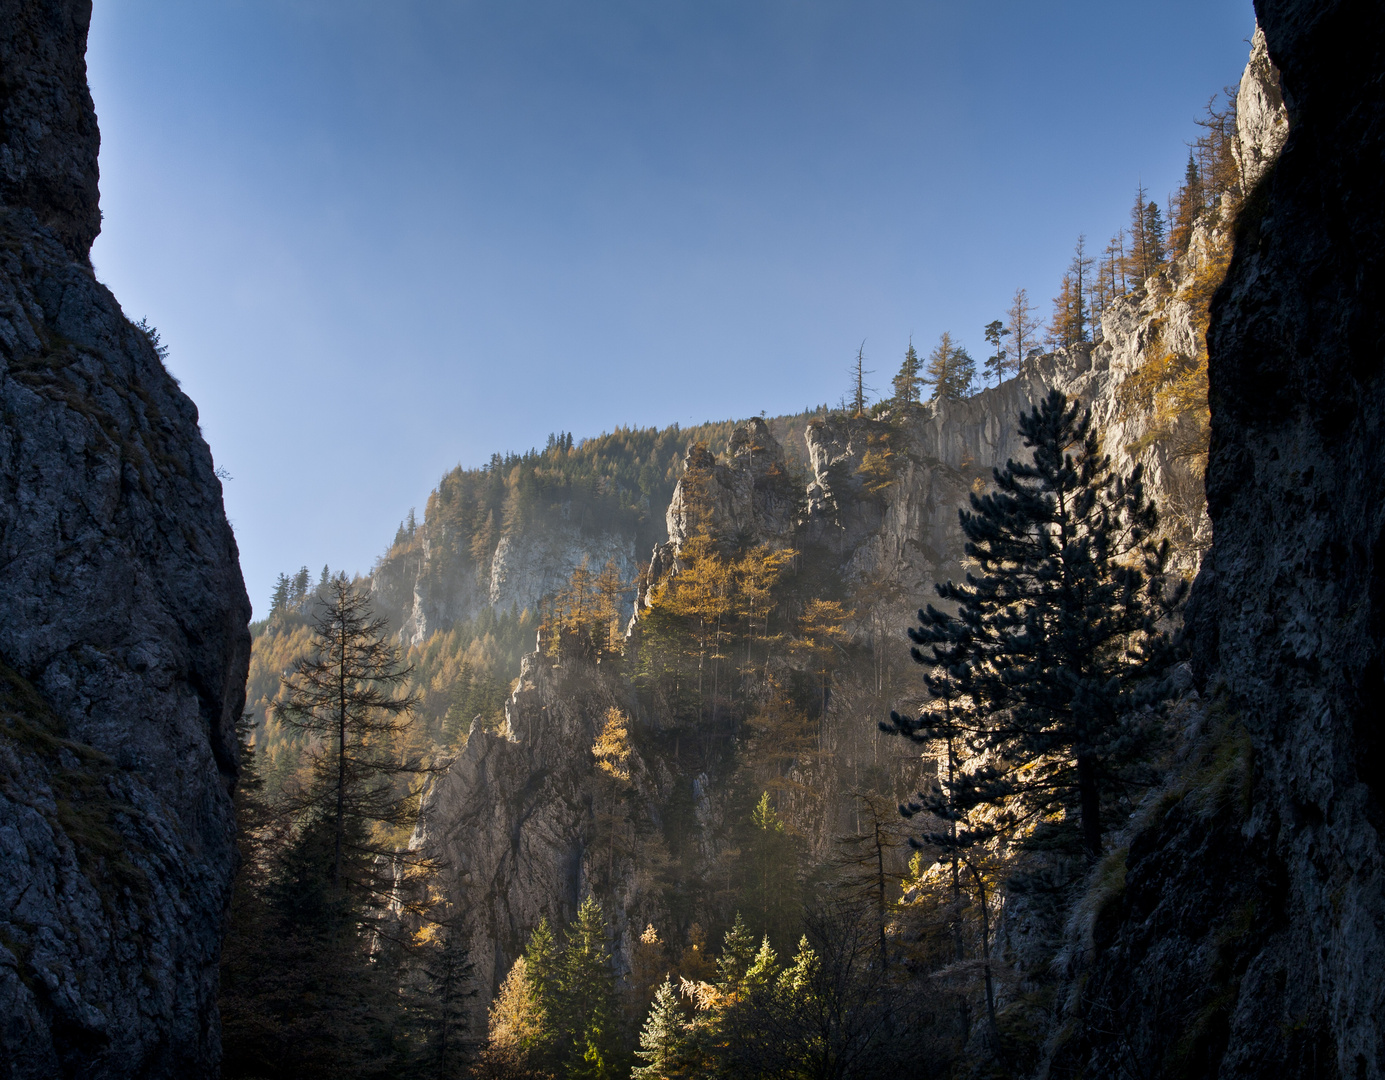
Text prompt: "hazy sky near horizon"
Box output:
[[86, 0, 1257, 616]]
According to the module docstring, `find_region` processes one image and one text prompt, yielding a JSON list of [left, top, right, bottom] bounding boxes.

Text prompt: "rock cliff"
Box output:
[[1049, 1, 1385, 1076], [412, 650, 666, 1010], [421, 157, 1250, 1031], [0, 2, 251, 1077]]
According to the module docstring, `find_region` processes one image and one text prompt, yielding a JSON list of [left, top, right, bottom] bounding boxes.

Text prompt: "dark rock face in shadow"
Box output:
[[0, 2, 251, 1077], [0, 0, 101, 260], [1052, 3, 1385, 1076]]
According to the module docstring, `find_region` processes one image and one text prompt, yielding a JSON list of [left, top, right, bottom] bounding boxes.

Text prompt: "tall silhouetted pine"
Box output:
[[903, 390, 1179, 860]]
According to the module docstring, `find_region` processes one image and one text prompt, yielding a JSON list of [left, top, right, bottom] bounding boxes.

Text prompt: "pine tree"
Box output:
[[906, 390, 1179, 860], [891, 340, 923, 404], [924, 332, 975, 402], [982, 320, 1010, 387]]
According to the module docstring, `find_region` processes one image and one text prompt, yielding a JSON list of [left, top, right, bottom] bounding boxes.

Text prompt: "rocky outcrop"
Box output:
[[0, 2, 251, 1076], [0, 0, 100, 260], [1051, 2, 1385, 1076], [639, 417, 799, 610], [374, 518, 638, 646], [1233, 26, 1290, 191], [489, 527, 637, 615], [665, 417, 798, 553], [412, 650, 663, 1015]]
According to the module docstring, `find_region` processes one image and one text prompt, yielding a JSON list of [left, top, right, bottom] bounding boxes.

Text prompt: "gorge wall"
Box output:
[[1048, 2, 1385, 1077], [0, 2, 251, 1077]]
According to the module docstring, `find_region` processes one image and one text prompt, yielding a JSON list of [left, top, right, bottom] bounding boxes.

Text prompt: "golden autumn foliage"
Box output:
[[593, 707, 633, 784], [1117, 228, 1232, 477]]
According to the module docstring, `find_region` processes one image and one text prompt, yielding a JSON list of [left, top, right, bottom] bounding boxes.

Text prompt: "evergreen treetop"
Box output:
[[983, 320, 1010, 387], [924, 332, 976, 402], [891, 340, 923, 404], [901, 390, 1179, 860]]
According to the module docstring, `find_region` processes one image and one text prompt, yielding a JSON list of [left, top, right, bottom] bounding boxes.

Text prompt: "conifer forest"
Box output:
[[5, 3, 1383, 1080], [221, 44, 1280, 1080]]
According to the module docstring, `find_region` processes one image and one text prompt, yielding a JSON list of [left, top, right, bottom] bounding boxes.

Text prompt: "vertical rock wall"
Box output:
[[1050, 3, 1385, 1076], [0, 2, 252, 1077], [1199, 0, 1385, 1071]]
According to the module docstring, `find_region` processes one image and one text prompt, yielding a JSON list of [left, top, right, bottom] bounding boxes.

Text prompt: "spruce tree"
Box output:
[[275, 576, 422, 893], [269, 573, 291, 619], [632, 979, 691, 1080], [1142, 200, 1168, 270], [560, 897, 624, 1079], [521, 917, 562, 1068], [1172, 152, 1204, 253], [716, 914, 758, 996], [924, 332, 976, 402], [892, 340, 923, 404], [737, 793, 801, 952], [902, 390, 1178, 860]]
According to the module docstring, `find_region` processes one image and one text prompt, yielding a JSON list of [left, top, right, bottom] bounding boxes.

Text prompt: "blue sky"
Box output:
[[86, 0, 1257, 615]]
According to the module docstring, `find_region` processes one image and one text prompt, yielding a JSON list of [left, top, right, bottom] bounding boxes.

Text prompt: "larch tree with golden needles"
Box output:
[[794, 599, 852, 751], [1006, 287, 1044, 371]]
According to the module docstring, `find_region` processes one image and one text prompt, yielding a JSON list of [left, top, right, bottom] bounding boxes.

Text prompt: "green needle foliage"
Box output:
[[276, 575, 424, 894], [633, 978, 694, 1080], [889, 390, 1181, 862]]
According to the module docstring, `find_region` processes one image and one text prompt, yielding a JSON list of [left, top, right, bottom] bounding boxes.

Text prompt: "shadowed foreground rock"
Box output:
[[1049, 2, 1385, 1076], [0, 1, 252, 1077]]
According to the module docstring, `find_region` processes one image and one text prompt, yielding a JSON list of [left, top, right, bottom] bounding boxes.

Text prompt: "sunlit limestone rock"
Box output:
[[0, 2, 251, 1076], [489, 527, 637, 614], [665, 417, 798, 553], [637, 417, 799, 613], [372, 509, 638, 646], [410, 649, 665, 1018], [1233, 25, 1290, 191]]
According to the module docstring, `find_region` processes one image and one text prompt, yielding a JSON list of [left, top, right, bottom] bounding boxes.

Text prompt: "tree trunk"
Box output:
[[1077, 749, 1102, 861], [335, 620, 347, 887]]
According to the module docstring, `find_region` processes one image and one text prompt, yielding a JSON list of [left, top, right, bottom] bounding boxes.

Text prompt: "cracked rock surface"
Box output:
[[0, 1, 252, 1076]]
